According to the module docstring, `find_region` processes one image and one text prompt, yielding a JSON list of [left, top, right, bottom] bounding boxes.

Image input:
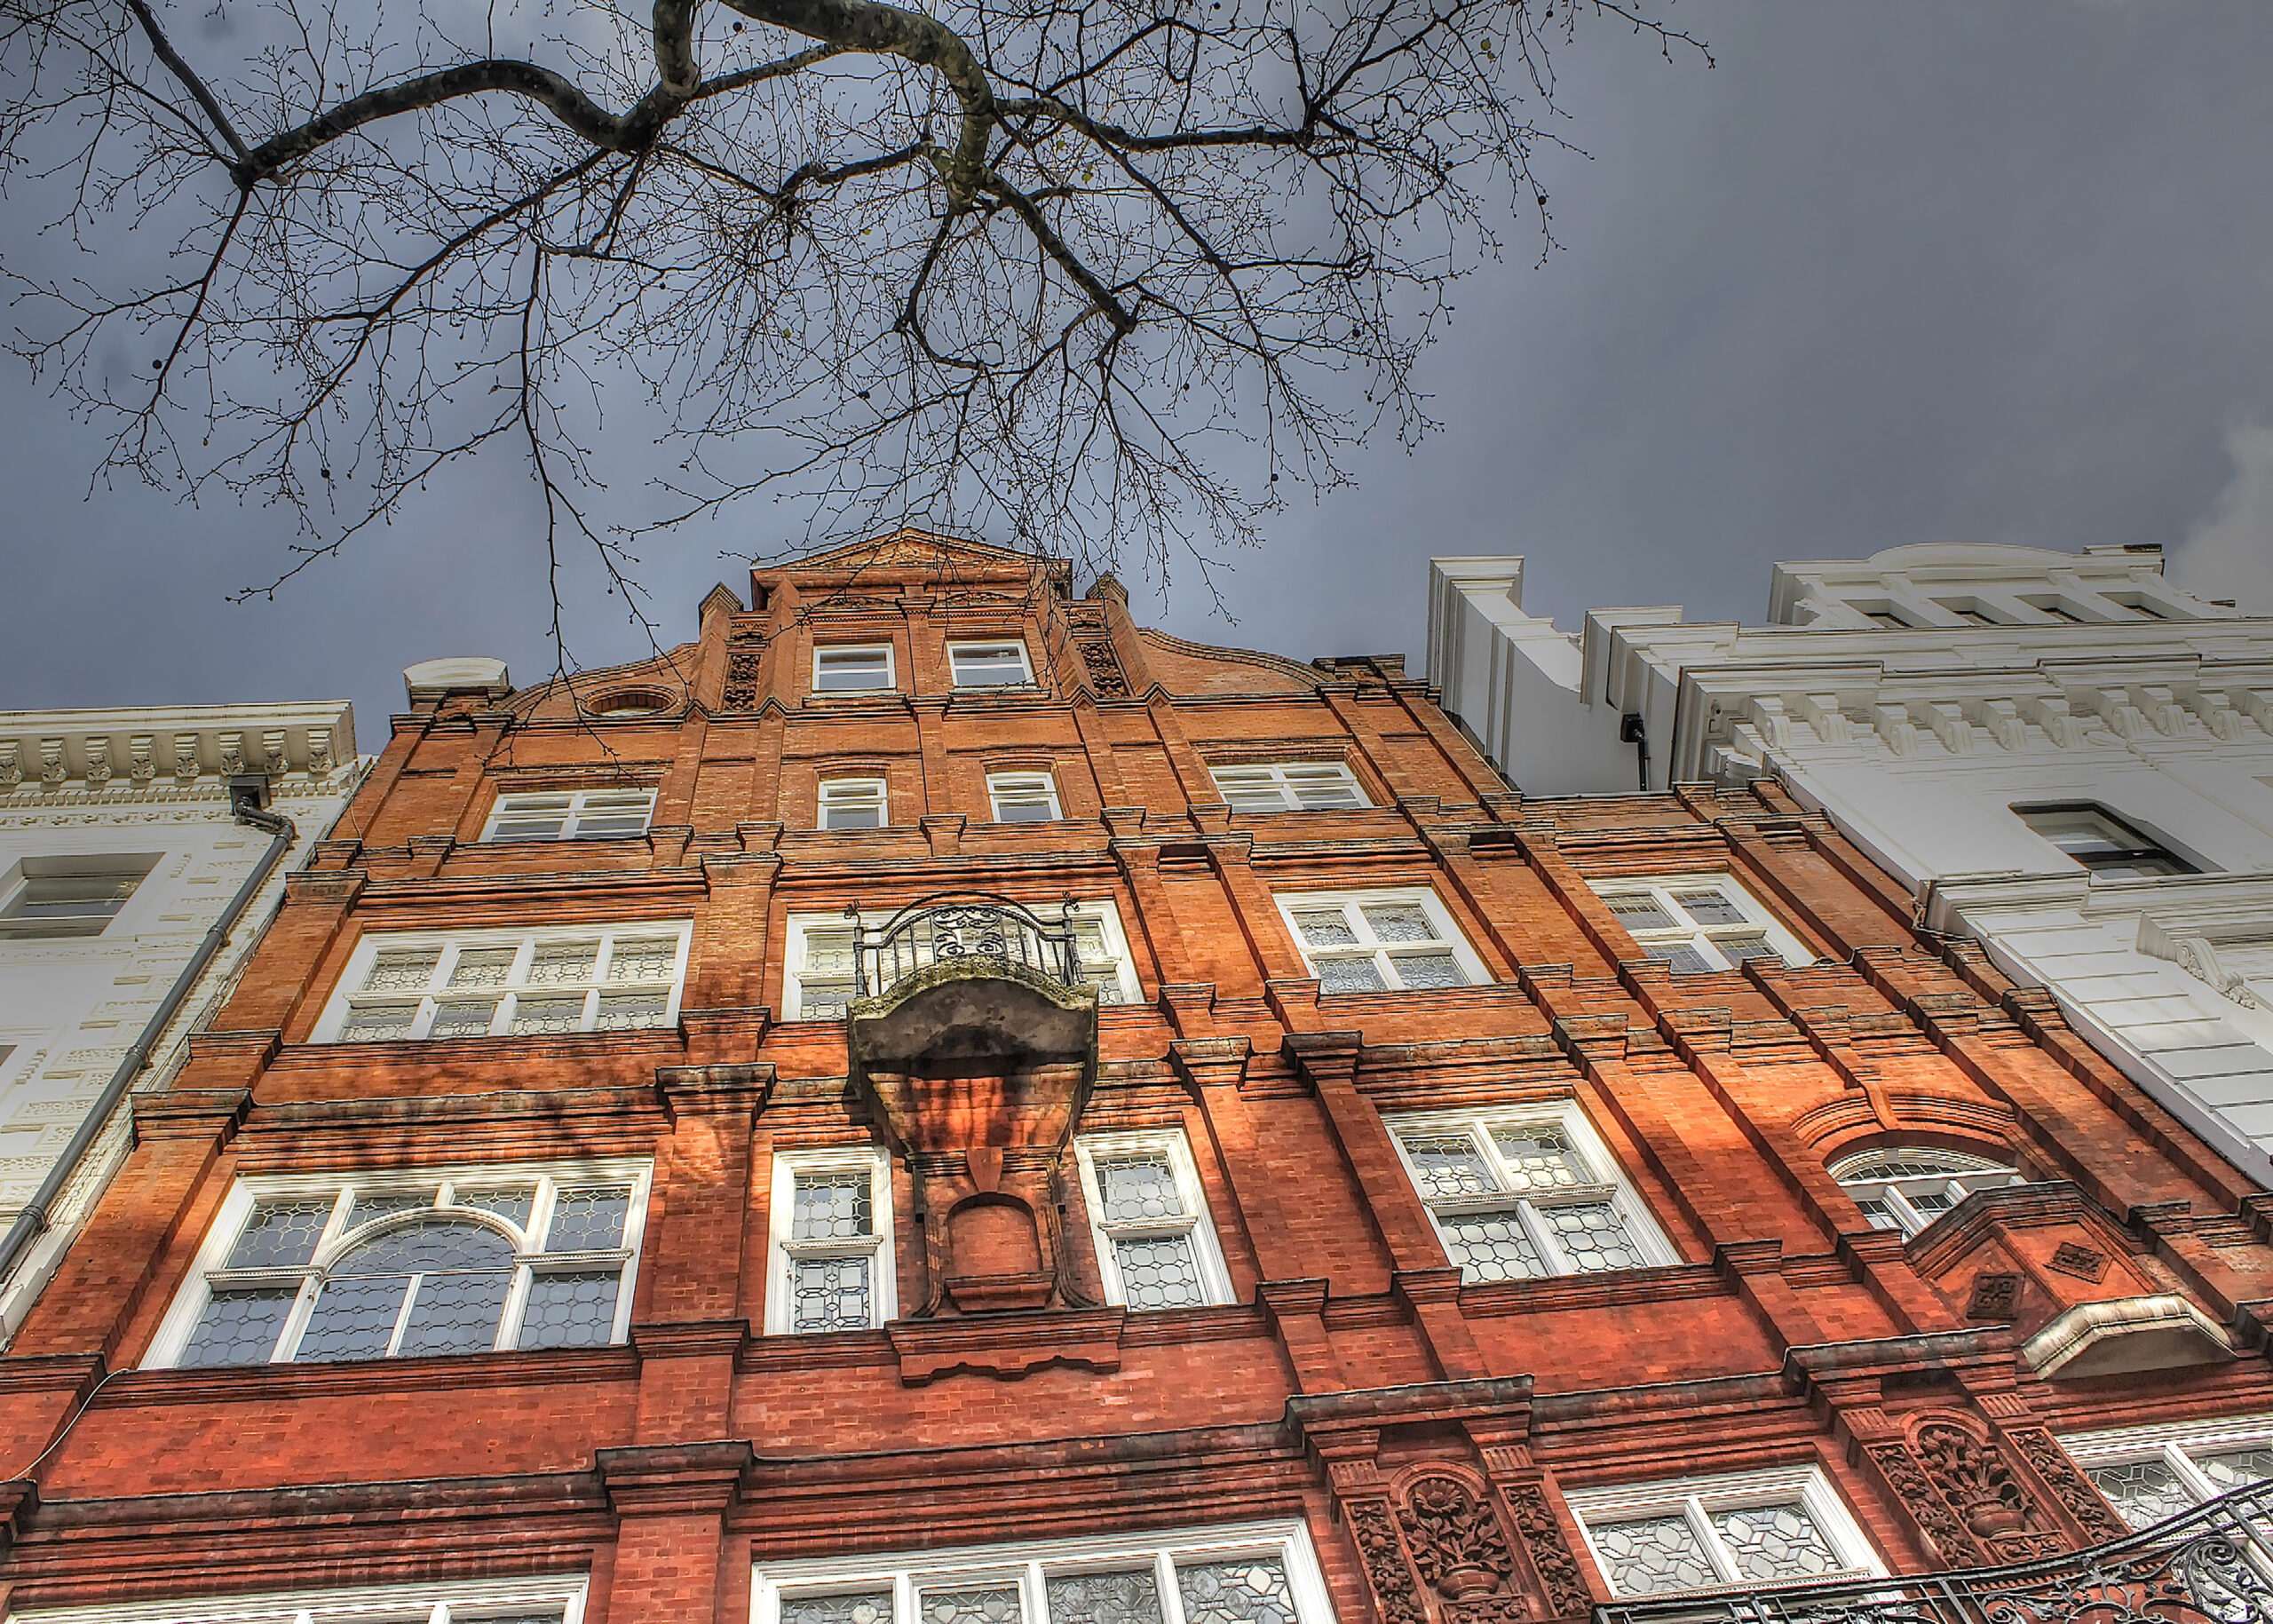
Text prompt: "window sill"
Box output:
[[288, 1024, 684, 1058], [1448, 1259, 1719, 1318], [126, 1343, 638, 1400]]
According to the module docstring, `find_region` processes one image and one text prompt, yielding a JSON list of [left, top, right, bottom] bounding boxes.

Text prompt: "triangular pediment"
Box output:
[[794, 527, 1036, 574]]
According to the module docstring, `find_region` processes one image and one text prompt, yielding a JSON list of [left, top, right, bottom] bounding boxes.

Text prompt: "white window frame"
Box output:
[[782, 902, 1143, 1020], [2060, 1414, 2273, 1528], [1072, 1129, 1235, 1311], [766, 1146, 898, 1335], [479, 787, 658, 842], [0, 852, 162, 940], [1565, 1465, 1884, 1599], [1210, 762, 1369, 813], [1385, 1103, 1678, 1281], [312, 923, 692, 1042], [987, 770, 1064, 823], [1828, 1146, 2021, 1238], [820, 776, 891, 830], [1591, 874, 1814, 973], [10, 1574, 591, 1624], [814, 643, 898, 693], [752, 1521, 1336, 1624], [1274, 886, 1491, 993], [947, 639, 1036, 688], [143, 1158, 653, 1369]]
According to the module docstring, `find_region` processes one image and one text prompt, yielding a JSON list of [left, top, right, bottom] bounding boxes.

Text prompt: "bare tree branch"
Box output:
[[0, 0, 1708, 632]]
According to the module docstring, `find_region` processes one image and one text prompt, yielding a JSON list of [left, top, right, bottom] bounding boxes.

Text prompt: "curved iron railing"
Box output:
[[1591, 1478, 2273, 1624], [849, 892, 1088, 1001]]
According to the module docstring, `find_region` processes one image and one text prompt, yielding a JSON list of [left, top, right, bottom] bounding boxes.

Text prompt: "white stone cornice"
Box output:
[[1921, 700, 1974, 754], [1964, 697, 2027, 750], [0, 701, 353, 792]]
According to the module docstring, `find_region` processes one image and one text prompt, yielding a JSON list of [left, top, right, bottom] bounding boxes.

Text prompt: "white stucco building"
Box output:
[[1428, 543, 2273, 1184], [0, 704, 365, 1335]]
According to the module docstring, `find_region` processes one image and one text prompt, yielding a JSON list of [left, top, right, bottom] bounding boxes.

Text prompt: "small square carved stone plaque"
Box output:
[[1967, 1271, 2023, 1319], [2048, 1241, 2109, 1282]]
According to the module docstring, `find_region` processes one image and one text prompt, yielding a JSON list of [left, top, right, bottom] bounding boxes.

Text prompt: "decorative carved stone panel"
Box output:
[[1396, 1474, 1517, 1605], [1076, 637, 1130, 698], [1344, 1497, 1429, 1624], [2004, 1427, 2130, 1544], [1495, 1482, 1591, 1619], [1869, 1413, 2069, 1567]]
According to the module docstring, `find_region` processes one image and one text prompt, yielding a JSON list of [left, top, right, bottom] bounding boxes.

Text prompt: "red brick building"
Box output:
[[4, 532, 2272, 1624]]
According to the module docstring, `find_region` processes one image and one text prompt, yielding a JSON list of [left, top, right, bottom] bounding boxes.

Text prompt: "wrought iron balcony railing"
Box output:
[[849, 892, 1090, 1002], [1591, 1478, 2273, 1624]]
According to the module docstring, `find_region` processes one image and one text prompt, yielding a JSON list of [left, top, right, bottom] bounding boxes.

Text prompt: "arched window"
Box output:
[[297, 1219, 518, 1360], [162, 1169, 645, 1367], [1829, 1147, 2021, 1237]]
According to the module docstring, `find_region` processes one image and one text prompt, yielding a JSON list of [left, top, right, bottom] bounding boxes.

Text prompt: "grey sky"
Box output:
[[4, 0, 2271, 740]]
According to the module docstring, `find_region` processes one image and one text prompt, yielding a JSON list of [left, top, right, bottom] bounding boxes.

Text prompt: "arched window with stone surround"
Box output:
[[1829, 1146, 2022, 1238]]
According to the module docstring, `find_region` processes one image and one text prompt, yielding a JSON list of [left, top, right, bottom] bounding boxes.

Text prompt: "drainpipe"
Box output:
[[1619, 713, 1651, 793], [0, 798, 298, 1306]]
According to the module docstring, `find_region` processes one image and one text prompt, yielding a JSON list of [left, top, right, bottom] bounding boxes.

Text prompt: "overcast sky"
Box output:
[[4, 0, 2270, 746]]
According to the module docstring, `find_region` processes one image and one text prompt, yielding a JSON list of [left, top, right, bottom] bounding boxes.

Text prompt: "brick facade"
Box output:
[[4, 531, 2271, 1620]]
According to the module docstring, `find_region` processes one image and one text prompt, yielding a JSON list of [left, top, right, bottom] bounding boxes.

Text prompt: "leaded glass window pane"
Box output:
[[297, 1273, 411, 1361], [340, 1003, 418, 1042], [1591, 1516, 1719, 1596], [608, 938, 680, 980], [1044, 1568, 1164, 1624], [593, 992, 669, 1030], [548, 1186, 631, 1250], [1362, 904, 1437, 943], [1539, 1202, 1645, 1271], [1673, 890, 1746, 925], [1605, 895, 1675, 931], [1645, 942, 1715, 974], [511, 994, 588, 1034], [450, 947, 519, 987], [1176, 1559, 1298, 1624], [455, 1186, 535, 1227], [1712, 1503, 1841, 1582], [805, 931, 857, 976], [528, 941, 598, 983], [1487, 1128, 1588, 1192], [337, 1220, 514, 1275], [923, 1588, 1025, 1624], [396, 1267, 514, 1355], [518, 1271, 622, 1348], [1400, 1135, 1499, 1198], [347, 1190, 434, 1230], [430, 999, 500, 1038], [793, 1173, 873, 1240], [1294, 911, 1358, 947], [1437, 1210, 1544, 1281], [365, 949, 441, 992], [785, 1594, 895, 1624], [1391, 952, 1465, 988], [791, 1256, 873, 1331], [2197, 1449, 2273, 1493], [1097, 1155, 1184, 1222], [226, 1199, 333, 1268], [1317, 957, 1387, 994], [2088, 1461, 2197, 1530], [180, 1287, 297, 1367], [1113, 1235, 1206, 1310], [1720, 935, 1779, 964]]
